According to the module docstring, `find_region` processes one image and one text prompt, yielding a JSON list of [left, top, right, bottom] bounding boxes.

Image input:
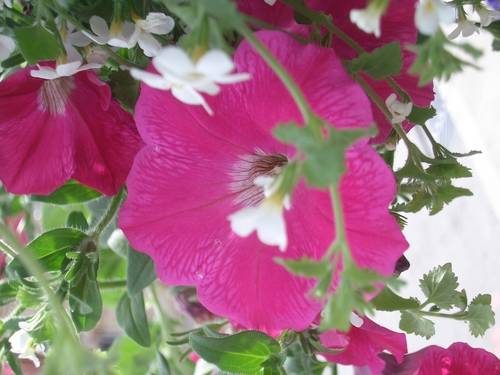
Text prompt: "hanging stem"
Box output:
[[88, 185, 126, 238]]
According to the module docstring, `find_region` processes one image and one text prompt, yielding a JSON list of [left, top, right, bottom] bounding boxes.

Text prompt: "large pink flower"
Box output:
[[380, 342, 500, 374], [0, 63, 144, 196], [119, 31, 408, 334], [238, 0, 435, 144], [319, 316, 407, 374]]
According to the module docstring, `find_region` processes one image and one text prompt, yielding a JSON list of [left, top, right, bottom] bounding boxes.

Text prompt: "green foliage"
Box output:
[[109, 70, 141, 112], [31, 180, 102, 205], [399, 311, 435, 339], [408, 29, 481, 85], [419, 263, 460, 309], [407, 106, 436, 126], [127, 246, 157, 295], [109, 336, 157, 375], [116, 291, 151, 347], [371, 286, 420, 311], [189, 330, 281, 374], [274, 256, 330, 278], [67, 211, 89, 231], [345, 42, 402, 80], [7, 228, 87, 279], [0, 280, 20, 307], [14, 24, 61, 65], [274, 122, 377, 188]]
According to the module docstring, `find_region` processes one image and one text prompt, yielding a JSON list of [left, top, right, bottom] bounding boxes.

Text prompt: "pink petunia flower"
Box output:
[[319, 315, 407, 374], [0, 63, 144, 196], [237, 0, 435, 144], [379, 342, 500, 374], [118, 31, 408, 335]]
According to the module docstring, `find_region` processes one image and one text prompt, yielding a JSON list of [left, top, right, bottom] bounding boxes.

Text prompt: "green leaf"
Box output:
[[5, 348, 23, 375], [426, 163, 472, 179], [30, 180, 102, 205], [274, 256, 330, 278], [274, 122, 377, 188], [466, 303, 495, 337], [419, 263, 460, 309], [110, 336, 157, 375], [371, 286, 420, 311], [346, 42, 402, 80], [66, 211, 89, 231], [484, 20, 500, 39], [116, 291, 151, 347], [284, 344, 328, 375], [399, 311, 435, 339], [14, 24, 61, 65], [17, 286, 45, 308], [127, 246, 157, 295], [471, 293, 491, 306], [0, 53, 25, 69], [109, 70, 141, 112], [69, 257, 103, 332], [7, 228, 87, 279], [0, 280, 19, 307], [156, 349, 171, 375], [189, 330, 281, 375], [407, 105, 436, 125]]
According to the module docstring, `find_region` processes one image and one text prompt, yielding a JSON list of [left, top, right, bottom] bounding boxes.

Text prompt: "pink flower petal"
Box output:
[[0, 63, 144, 196], [119, 31, 408, 334], [320, 316, 407, 374]]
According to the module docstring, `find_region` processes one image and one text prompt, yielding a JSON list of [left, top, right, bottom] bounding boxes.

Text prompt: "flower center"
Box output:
[[230, 151, 288, 207], [37, 76, 74, 115]]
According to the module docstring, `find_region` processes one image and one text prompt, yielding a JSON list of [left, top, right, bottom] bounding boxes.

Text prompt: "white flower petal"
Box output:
[[191, 79, 220, 95], [56, 61, 82, 76], [154, 46, 195, 77], [196, 49, 236, 77], [264, 0, 276, 5], [130, 68, 172, 90], [228, 207, 260, 237], [211, 72, 251, 84], [172, 86, 213, 115], [138, 32, 162, 57], [66, 30, 91, 47], [89, 16, 110, 39], [0, 35, 15, 60], [350, 7, 382, 38], [30, 66, 60, 80], [140, 13, 175, 35]]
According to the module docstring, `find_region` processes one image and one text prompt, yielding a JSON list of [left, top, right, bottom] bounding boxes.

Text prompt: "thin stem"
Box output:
[[328, 185, 350, 259], [0, 221, 23, 253], [242, 15, 310, 45], [238, 26, 317, 125], [149, 283, 170, 338], [98, 279, 127, 290], [88, 185, 126, 238]]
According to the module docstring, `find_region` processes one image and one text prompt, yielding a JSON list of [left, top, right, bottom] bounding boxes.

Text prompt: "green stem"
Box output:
[[149, 283, 170, 338], [238, 26, 317, 125], [88, 185, 126, 238], [327, 185, 351, 261], [98, 279, 127, 290], [242, 15, 310, 45], [0, 240, 79, 346], [0, 221, 24, 253]]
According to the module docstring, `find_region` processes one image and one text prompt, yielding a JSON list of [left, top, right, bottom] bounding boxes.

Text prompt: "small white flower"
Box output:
[[86, 45, 111, 65], [0, 0, 12, 10], [30, 61, 102, 80], [415, 0, 456, 36], [386, 93, 412, 124], [0, 34, 15, 61], [264, 0, 277, 5], [228, 176, 290, 251], [350, 312, 364, 328], [475, 5, 500, 27], [350, 3, 385, 38], [131, 12, 175, 57], [130, 46, 251, 115], [9, 322, 44, 368], [448, 17, 480, 39], [83, 16, 137, 48]]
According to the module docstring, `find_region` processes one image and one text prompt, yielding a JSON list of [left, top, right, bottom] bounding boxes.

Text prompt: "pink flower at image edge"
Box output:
[[0, 63, 144, 196], [119, 30, 408, 335]]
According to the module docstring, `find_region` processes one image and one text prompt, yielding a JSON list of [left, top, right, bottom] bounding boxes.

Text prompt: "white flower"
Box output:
[[264, 0, 277, 5], [0, 34, 15, 61], [131, 12, 175, 57], [448, 17, 480, 39], [350, 3, 386, 38], [130, 46, 251, 115], [415, 0, 456, 36], [228, 175, 291, 251], [0, 0, 12, 10], [83, 16, 137, 48], [386, 93, 412, 124], [9, 322, 44, 367], [475, 5, 500, 27], [30, 61, 102, 80]]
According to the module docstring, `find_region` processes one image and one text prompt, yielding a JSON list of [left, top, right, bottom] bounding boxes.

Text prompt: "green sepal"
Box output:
[[189, 330, 281, 375], [116, 291, 151, 347], [30, 180, 102, 205], [14, 24, 61, 65]]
